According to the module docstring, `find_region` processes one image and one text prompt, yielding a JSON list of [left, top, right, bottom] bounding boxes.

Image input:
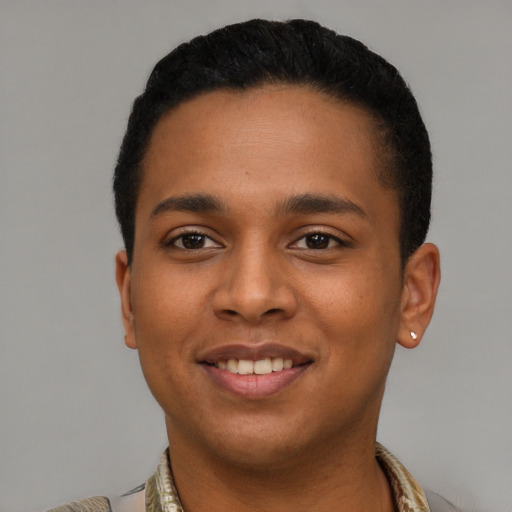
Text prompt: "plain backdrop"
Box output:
[[1, 1, 511, 511]]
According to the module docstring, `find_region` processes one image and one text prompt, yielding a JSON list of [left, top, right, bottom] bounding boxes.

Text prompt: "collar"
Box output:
[[376, 443, 430, 512], [144, 444, 430, 512]]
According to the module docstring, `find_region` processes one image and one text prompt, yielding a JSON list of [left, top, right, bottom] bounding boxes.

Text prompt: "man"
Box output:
[[50, 19, 454, 512]]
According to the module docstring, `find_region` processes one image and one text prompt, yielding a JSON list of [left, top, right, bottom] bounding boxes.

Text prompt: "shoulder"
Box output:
[[47, 485, 145, 512], [47, 496, 112, 512]]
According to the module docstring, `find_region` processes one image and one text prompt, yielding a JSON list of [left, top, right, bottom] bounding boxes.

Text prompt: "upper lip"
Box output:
[[197, 343, 314, 365]]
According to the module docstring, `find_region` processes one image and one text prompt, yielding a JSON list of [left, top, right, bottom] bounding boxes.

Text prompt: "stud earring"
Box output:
[[410, 331, 418, 340]]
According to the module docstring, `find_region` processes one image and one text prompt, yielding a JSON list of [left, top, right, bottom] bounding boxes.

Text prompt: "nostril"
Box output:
[[265, 308, 282, 316]]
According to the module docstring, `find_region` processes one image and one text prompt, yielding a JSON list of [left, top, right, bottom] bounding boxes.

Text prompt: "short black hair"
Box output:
[[114, 19, 432, 265]]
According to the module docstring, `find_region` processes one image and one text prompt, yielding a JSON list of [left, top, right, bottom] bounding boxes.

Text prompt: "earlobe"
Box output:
[[398, 243, 441, 349], [115, 250, 137, 349]]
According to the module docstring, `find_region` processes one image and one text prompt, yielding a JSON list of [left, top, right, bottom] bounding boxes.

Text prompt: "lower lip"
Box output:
[[201, 364, 311, 399]]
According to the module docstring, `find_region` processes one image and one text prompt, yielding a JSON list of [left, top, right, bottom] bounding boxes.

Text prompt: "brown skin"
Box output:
[[116, 85, 440, 512]]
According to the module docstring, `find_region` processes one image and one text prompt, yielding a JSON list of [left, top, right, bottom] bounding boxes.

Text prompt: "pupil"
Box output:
[[307, 234, 329, 249], [182, 234, 204, 249]]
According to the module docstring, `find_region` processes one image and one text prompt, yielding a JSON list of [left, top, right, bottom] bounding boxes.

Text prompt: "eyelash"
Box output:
[[164, 228, 349, 252], [291, 231, 350, 250], [166, 229, 221, 250]]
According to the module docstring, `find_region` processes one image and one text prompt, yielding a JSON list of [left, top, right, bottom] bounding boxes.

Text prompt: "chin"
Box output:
[[203, 415, 331, 470], [167, 411, 307, 467]]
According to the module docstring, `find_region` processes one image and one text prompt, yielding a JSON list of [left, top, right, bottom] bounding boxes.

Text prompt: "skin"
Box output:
[[116, 85, 440, 512]]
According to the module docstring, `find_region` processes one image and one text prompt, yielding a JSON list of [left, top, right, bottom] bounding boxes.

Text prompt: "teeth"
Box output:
[[216, 357, 294, 375], [272, 357, 284, 371], [226, 359, 238, 373], [254, 358, 272, 375], [237, 359, 254, 375]]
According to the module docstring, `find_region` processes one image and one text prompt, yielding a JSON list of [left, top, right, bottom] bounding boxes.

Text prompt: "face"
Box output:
[[117, 85, 412, 466]]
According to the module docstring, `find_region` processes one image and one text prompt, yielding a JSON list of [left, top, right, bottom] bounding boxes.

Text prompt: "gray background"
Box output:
[[1, 1, 511, 511]]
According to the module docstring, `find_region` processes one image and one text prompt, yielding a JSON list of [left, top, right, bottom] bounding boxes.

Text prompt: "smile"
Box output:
[[199, 345, 313, 398], [215, 357, 294, 375]]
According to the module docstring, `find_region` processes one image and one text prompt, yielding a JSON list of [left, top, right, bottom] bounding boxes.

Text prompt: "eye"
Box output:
[[170, 232, 220, 250], [293, 232, 345, 250]]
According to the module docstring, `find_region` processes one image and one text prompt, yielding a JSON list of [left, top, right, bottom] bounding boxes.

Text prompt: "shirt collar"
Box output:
[[145, 444, 430, 512], [376, 443, 430, 512]]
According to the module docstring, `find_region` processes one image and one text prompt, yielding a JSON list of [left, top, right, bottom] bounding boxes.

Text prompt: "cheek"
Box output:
[[134, 262, 206, 322], [307, 265, 402, 359], [313, 269, 400, 321], [131, 272, 203, 411], [130, 267, 209, 370]]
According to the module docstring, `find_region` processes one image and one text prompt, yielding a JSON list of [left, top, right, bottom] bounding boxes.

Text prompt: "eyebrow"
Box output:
[[151, 193, 225, 218], [277, 194, 367, 218], [150, 192, 367, 219]]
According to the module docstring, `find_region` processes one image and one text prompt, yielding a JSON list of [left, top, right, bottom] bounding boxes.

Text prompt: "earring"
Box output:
[[410, 331, 418, 340]]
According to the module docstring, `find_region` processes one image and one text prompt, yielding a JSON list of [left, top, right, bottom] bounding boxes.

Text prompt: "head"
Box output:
[[113, 19, 440, 470], [113, 19, 432, 267]]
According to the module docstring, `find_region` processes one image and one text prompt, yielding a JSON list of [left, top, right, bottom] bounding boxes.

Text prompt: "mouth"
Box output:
[[198, 344, 313, 398], [209, 357, 295, 375]]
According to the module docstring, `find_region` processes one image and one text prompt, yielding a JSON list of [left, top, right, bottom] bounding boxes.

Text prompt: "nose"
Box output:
[[212, 245, 297, 323]]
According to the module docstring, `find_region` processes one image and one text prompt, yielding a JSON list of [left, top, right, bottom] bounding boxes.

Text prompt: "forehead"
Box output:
[[145, 85, 380, 163], [138, 85, 398, 228]]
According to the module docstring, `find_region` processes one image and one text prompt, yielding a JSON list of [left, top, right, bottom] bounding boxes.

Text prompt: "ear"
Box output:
[[397, 243, 441, 349], [115, 250, 137, 349]]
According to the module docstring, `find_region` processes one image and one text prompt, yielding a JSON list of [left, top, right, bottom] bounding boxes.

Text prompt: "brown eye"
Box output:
[[305, 233, 331, 249], [168, 232, 222, 250], [165, 229, 222, 252], [179, 234, 206, 249], [292, 232, 347, 251]]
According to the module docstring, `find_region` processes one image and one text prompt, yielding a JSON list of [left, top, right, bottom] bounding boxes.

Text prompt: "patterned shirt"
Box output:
[[48, 444, 451, 512]]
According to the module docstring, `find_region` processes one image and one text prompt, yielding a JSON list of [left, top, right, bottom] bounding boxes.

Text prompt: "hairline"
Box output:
[[129, 82, 402, 264]]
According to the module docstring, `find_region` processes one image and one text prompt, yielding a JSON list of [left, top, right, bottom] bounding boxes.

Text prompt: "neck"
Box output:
[[166, 422, 395, 512]]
